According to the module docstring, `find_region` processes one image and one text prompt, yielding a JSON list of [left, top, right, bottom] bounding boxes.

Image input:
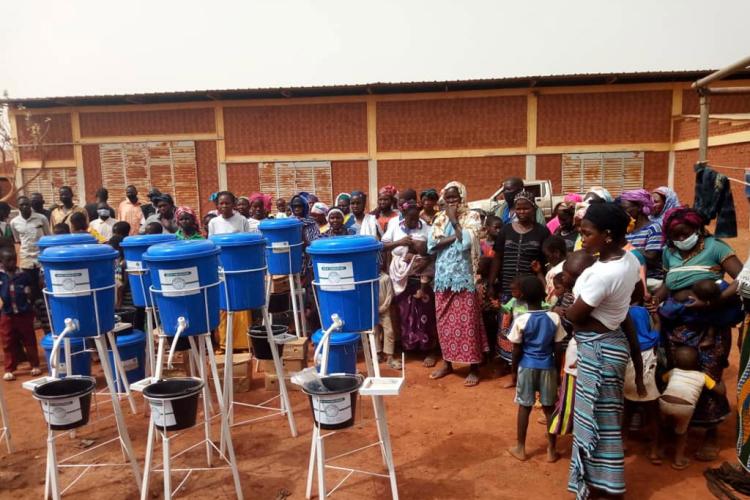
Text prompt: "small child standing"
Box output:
[[623, 282, 662, 464], [660, 346, 725, 470], [0, 247, 41, 380], [377, 266, 400, 369], [497, 277, 527, 387], [539, 235, 568, 304], [508, 276, 566, 462]]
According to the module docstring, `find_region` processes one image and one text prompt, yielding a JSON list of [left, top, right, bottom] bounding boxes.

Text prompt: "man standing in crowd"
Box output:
[[117, 185, 143, 235], [90, 201, 117, 240], [494, 177, 546, 224], [141, 188, 161, 219], [142, 194, 177, 233], [49, 186, 88, 230], [10, 195, 51, 302], [84, 187, 115, 221], [30, 192, 50, 220]]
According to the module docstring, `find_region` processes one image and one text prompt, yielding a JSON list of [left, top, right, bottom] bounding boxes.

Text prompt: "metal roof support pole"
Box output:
[[698, 90, 710, 163], [692, 55, 750, 89]]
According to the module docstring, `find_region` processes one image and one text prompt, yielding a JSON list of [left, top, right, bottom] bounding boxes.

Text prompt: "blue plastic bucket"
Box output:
[[311, 329, 360, 374], [40, 244, 118, 337], [307, 236, 382, 332], [41, 333, 91, 377], [143, 240, 221, 336], [38, 234, 97, 255], [259, 218, 303, 275], [121, 234, 178, 307], [107, 330, 146, 392], [209, 233, 267, 310]]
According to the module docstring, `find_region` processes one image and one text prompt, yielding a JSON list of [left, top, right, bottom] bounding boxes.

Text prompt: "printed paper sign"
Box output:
[[122, 357, 139, 371], [271, 241, 290, 254], [42, 397, 83, 426], [50, 269, 91, 297], [125, 260, 144, 271], [312, 395, 352, 425], [317, 262, 354, 291], [158, 267, 200, 297], [150, 400, 177, 427]]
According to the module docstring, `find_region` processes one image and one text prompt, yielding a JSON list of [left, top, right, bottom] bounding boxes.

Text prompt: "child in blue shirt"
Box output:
[[508, 275, 566, 462], [0, 247, 41, 380]]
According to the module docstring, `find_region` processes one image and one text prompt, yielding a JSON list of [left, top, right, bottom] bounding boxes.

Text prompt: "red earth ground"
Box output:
[[0, 229, 748, 500]]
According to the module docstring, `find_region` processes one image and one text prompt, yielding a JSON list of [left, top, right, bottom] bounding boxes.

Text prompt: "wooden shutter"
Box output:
[[256, 161, 332, 204], [22, 167, 79, 205], [561, 152, 644, 195], [561, 155, 583, 194]]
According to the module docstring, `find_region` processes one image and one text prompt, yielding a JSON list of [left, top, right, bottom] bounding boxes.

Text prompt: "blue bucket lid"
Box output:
[[38, 234, 97, 249], [311, 329, 361, 345], [209, 233, 266, 248], [307, 235, 382, 255], [259, 218, 302, 231], [121, 234, 177, 248], [41, 333, 85, 348], [113, 329, 147, 347], [143, 240, 219, 262], [40, 244, 117, 264]]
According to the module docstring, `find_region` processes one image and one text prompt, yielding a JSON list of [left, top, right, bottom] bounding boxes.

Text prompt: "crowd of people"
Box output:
[[1, 178, 750, 498]]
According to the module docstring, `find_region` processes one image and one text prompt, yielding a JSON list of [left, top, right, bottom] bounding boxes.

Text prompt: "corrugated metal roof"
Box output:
[[6, 69, 750, 109]]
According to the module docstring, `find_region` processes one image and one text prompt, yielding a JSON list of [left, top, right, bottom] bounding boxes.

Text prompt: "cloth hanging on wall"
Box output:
[[693, 162, 737, 238]]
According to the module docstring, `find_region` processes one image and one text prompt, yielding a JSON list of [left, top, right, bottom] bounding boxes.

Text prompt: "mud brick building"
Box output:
[[7, 70, 750, 223]]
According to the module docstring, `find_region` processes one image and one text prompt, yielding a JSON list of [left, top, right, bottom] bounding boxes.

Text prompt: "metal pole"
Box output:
[[703, 86, 750, 95], [698, 91, 710, 163], [693, 55, 750, 89]]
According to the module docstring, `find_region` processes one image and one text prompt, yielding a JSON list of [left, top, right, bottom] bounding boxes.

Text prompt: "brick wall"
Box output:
[[674, 143, 750, 228], [644, 151, 669, 190], [331, 160, 369, 196], [535, 154, 562, 194], [377, 96, 526, 151], [79, 108, 215, 137], [537, 91, 672, 146], [378, 156, 525, 200], [226, 163, 260, 197], [195, 141, 219, 215], [82, 144, 102, 201], [673, 119, 750, 143], [16, 113, 74, 161], [682, 91, 750, 115], [223, 103, 367, 155]]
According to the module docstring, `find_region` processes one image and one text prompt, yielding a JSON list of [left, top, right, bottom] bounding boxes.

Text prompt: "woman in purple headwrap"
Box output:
[[619, 189, 664, 283]]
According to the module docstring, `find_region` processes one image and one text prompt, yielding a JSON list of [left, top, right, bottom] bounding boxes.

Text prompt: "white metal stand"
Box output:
[[32, 284, 142, 499], [136, 281, 243, 499], [0, 381, 12, 453], [265, 240, 307, 339]]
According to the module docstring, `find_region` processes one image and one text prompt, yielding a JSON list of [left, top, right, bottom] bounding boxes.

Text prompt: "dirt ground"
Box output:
[[1, 231, 748, 500]]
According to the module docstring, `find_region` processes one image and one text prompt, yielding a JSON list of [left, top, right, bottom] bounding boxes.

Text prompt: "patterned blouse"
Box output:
[[427, 220, 475, 293]]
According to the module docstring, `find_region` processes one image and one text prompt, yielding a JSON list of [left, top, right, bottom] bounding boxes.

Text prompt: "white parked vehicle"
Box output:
[[468, 180, 565, 220]]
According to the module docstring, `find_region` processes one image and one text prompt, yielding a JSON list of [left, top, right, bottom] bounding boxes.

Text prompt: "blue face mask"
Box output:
[[674, 232, 699, 251]]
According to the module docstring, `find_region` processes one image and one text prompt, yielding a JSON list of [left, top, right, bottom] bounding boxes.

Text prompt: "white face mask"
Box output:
[[674, 232, 699, 251], [97, 209, 110, 219]]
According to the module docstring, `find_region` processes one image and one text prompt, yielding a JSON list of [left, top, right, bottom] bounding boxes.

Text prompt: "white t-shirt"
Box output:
[[90, 218, 116, 241], [545, 261, 564, 302], [208, 212, 250, 236], [382, 219, 431, 251], [573, 251, 640, 331]]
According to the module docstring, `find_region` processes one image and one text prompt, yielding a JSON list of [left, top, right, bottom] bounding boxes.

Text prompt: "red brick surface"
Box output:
[[223, 104, 367, 155], [535, 154, 563, 194], [79, 108, 215, 137], [331, 161, 369, 196], [16, 113, 74, 161], [673, 119, 750, 143], [537, 91, 672, 146], [377, 97, 526, 151], [378, 156, 525, 201], [226, 163, 260, 197], [82, 144, 102, 201], [195, 141, 219, 216], [682, 91, 750, 115], [674, 143, 750, 228], [644, 152, 669, 190]]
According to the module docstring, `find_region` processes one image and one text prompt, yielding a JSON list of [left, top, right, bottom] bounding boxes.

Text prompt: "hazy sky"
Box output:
[[2, 0, 749, 98]]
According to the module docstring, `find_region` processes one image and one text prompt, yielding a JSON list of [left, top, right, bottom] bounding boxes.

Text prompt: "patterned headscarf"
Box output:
[[620, 189, 655, 216], [175, 206, 199, 229], [310, 202, 330, 215], [335, 193, 351, 205], [513, 189, 537, 208], [662, 206, 705, 237], [432, 181, 483, 275], [326, 208, 345, 221], [557, 193, 583, 212], [650, 187, 680, 224], [584, 186, 613, 203], [290, 194, 310, 218], [248, 192, 273, 212], [378, 185, 398, 198], [420, 188, 439, 201]]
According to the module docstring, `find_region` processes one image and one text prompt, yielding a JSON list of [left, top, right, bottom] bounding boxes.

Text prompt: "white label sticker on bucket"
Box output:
[[317, 262, 355, 291], [122, 357, 139, 371], [312, 394, 353, 425], [126, 260, 144, 271], [41, 397, 82, 426], [150, 400, 176, 427], [50, 269, 91, 297], [271, 241, 290, 254], [158, 267, 200, 297]]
